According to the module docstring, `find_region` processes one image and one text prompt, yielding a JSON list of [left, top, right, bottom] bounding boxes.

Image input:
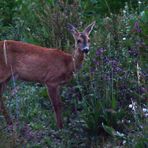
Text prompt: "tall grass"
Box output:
[[0, 0, 147, 147]]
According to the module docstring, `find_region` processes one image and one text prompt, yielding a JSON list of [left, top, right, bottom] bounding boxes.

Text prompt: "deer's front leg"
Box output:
[[46, 84, 63, 128]]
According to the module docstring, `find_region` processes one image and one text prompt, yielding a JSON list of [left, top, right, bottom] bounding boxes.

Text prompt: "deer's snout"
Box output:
[[82, 47, 89, 54]]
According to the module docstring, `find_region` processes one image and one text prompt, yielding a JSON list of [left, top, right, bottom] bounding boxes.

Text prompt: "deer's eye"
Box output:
[[77, 39, 81, 44]]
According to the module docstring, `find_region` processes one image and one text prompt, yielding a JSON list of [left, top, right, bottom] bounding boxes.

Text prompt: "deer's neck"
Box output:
[[72, 48, 84, 71]]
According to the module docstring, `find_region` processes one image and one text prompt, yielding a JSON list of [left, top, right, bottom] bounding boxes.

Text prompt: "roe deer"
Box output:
[[0, 21, 95, 128]]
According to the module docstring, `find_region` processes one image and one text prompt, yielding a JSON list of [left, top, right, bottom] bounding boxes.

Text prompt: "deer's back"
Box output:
[[0, 40, 73, 84]]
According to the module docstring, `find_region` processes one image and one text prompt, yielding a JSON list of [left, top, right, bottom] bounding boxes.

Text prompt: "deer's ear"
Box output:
[[67, 23, 79, 37], [83, 21, 96, 35]]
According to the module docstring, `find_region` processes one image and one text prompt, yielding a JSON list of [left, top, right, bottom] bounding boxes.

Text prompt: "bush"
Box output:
[[0, 0, 147, 147]]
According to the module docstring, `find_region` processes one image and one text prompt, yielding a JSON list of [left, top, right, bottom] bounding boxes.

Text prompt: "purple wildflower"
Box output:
[[114, 66, 123, 73], [134, 21, 142, 33], [140, 87, 147, 94], [128, 48, 138, 57], [93, 59, 99, 65], [90, 67, 96, 74], [103, 56, 110, 63], [111, 59, 118, 66], [20, 124, 34, 140], [96, 48, 105, 56]]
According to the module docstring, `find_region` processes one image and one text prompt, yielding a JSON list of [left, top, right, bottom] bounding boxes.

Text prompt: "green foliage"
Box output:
[[0, 0, 147, 147]]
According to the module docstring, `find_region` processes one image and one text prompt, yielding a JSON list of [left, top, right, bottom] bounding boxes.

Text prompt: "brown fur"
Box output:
[[0, 40, 75, 83]]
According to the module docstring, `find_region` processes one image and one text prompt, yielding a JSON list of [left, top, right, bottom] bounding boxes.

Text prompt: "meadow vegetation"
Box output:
[[0, 0, 147, 147]]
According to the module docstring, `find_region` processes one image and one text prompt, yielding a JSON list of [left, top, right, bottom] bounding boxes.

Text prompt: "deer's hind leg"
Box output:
[[0, 82, 12, 125], [0, 66, 12, 124]]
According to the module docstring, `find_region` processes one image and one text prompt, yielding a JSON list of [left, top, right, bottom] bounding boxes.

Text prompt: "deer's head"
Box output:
[[67, 21, 95, 54]]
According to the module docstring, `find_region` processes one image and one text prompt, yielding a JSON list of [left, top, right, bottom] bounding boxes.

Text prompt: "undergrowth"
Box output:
[[0, 0, 148, 147]]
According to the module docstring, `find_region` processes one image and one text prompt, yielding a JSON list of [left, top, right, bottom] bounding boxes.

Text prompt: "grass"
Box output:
[[0, 0, 148, 147]]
